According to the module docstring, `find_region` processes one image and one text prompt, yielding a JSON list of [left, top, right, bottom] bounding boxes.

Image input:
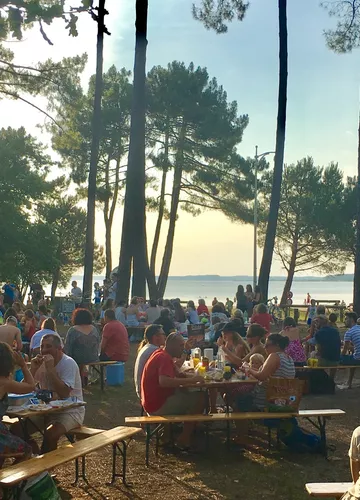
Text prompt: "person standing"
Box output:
[[235, 285, 247, 313], [134, 324, 166, 398], [70, 281, 82, 306], [305, 299, 317, 326], [342, 312, 360, 388], [100, 309, 130, 362]]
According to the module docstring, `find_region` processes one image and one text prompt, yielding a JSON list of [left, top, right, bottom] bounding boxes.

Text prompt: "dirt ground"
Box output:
[[27, 340, 355, 500]]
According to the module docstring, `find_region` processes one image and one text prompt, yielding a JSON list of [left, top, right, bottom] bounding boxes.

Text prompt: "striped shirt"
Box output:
[[254, 352, 295, 409], [344, 325, 360, 360]]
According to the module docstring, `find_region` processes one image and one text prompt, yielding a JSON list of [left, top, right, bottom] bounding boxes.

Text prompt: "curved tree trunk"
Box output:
[[82, 0, 106, 302], [354, 112, 360, 314], [280, 240, 297, 305], [258, 0, 288, 302], [157, 163, 183, 297], [116, 0, 148, 301], [51, 269, 60, 300], [150, 165, 168, 275]]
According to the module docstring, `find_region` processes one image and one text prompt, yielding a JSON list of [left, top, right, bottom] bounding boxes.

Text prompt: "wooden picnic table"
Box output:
[[6, 401, 86, 440], [180, 376, 258, 413]]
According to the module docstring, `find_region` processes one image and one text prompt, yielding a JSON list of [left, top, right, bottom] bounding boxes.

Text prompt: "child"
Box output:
[[249, 353, 264, 372], [305, 299, 317, 326], [22, 309, 37, 340]]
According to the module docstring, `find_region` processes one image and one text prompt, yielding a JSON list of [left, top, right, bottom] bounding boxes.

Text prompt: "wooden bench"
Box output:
[[126, 409, 345, 465], [0, 426, 141, 499], [305, 482, 352, 498], [296, 365, 360, 371]]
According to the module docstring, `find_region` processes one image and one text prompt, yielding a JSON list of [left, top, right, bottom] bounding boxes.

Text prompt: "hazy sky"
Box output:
[[1, 0, 359, 276]]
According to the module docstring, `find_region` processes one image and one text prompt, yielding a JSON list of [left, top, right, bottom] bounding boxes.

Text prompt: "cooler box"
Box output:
[[106, 362, 125, 386]]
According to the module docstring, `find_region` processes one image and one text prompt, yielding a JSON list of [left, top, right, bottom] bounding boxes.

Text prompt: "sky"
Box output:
[[1, 0, 360, 276]]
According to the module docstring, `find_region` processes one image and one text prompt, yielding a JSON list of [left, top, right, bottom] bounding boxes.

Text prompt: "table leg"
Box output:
[[100, 365, 104, 391], [318, 417, 328, 459], [146, 424, 151, 467]]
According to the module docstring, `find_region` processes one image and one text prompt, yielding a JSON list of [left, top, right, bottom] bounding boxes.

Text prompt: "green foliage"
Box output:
[[192, 0, 249, 33], [259, 157, 349, 277], [322, 0, 360, 52], [0, 126, 104, 292], [38, 194, 105, 294], [147, 61, 251, 220], [0, 1, 89, 44]]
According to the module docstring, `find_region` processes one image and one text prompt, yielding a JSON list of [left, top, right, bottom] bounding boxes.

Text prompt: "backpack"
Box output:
[[278, 418, 321, 453]]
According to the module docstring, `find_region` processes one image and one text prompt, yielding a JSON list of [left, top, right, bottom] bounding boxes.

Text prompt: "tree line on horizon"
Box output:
[[0, 0, 360, 308]]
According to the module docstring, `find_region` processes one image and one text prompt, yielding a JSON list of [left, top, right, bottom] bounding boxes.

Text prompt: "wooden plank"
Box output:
[[86, 361, 117, 367], [68, 426, 104, 438], [305, 482, 351, 498], [296, 366, 360, 370], [0, 426, 141, 486], [125, 409, 345, 424]]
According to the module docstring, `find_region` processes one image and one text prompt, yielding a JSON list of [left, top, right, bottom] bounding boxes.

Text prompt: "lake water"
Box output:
[[49, 276, 354, 306]]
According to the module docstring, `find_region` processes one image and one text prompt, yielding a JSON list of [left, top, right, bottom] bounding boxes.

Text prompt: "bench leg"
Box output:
[[155, 426, 160, 456], [267, 427, 272, 450], [318, 417, 328, 459], [146, 424, 151, 466], [101, 365, 105, 391], [110, 440, 129, 486]]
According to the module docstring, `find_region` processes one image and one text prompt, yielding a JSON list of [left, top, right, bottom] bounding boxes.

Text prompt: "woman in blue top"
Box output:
[[187, 301, 199, 324]]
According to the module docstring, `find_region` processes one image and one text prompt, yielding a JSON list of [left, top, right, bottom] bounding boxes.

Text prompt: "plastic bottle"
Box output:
[[193, 348, 201, 368], [243, 310, 248, 323], [217, 347, 225, 371]]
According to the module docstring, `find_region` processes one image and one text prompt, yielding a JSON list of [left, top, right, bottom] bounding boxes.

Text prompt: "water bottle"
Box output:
[[217, 347, 225, 371], [243, 310, 248, 323]]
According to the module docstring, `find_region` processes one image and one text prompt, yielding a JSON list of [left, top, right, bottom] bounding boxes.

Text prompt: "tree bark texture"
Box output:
[[258, 0, 288, 301], [280, 240, 297, 305], [82, 0, 106, 301], [116, 0, 148, 301]]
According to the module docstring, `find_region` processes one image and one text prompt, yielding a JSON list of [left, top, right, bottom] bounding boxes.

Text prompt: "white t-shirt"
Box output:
[[35, 353, 85, 421], [345, 426, 360, 499], [134, 344, 159, 398], [71, 287, 82, 299]]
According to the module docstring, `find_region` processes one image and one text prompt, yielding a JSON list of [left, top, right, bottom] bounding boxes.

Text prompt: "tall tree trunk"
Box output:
[[157, 164, 183, 297], [51, 268, 60, 300], [82, 0, 106, 302], [104, 155, 111, 279], [354, 112, 360, 313], [280, 240, 297, 305], [150, 130, 169, 274], [116, 0, 148, 301], [258, 0, 288, 301]]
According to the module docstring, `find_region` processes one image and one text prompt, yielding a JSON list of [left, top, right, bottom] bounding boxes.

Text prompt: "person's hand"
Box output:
[[13, 351, 26, 368], [217, 336, 224, 347], [43, 354, 55, 371], [31, 355, 43, 370], [191, 375, 205, 385], [184, 337, 196, 350]]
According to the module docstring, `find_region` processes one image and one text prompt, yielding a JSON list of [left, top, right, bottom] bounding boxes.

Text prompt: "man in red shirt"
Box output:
[[141, 333, 205, 448], [100, 309, 130, 362]]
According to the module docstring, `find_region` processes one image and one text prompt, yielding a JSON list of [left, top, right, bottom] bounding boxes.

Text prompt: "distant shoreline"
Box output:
[[72, 274, 353, 282]]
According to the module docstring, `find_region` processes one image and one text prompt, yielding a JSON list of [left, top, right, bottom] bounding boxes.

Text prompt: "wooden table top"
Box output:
[[180, 377, 258, 389], [6, 401, 86, 418]]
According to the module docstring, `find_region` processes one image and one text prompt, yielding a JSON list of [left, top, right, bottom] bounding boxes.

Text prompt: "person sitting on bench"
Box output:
[[100, 309, 130, 362], [341, 426, 360, 499], [12, 334, 85, 453], [141, 333, 205, 449], [342, 312, 360, 389]]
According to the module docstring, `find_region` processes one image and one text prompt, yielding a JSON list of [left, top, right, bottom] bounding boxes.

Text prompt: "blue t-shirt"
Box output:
[[2, 284, 15, 300], [344, 325, 360, 360]]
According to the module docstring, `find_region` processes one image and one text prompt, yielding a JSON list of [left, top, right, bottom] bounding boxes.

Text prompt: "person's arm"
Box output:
[[247, 353, 280, 381], [342, 340, 351, 356], [8, 352, 36, 392], [351, 458, 360, 484], [100, 325, 110, 353], [15, 328, 22, 351], [43, 355, 71, 399], [349, 427, 360, 483], [221, 345, 243, 366], [64, 328, 73, 356], [159, 374, 204, 388]]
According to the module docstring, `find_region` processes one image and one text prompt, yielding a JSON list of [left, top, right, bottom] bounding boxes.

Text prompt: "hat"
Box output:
[[221, 321, 241, 333]]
